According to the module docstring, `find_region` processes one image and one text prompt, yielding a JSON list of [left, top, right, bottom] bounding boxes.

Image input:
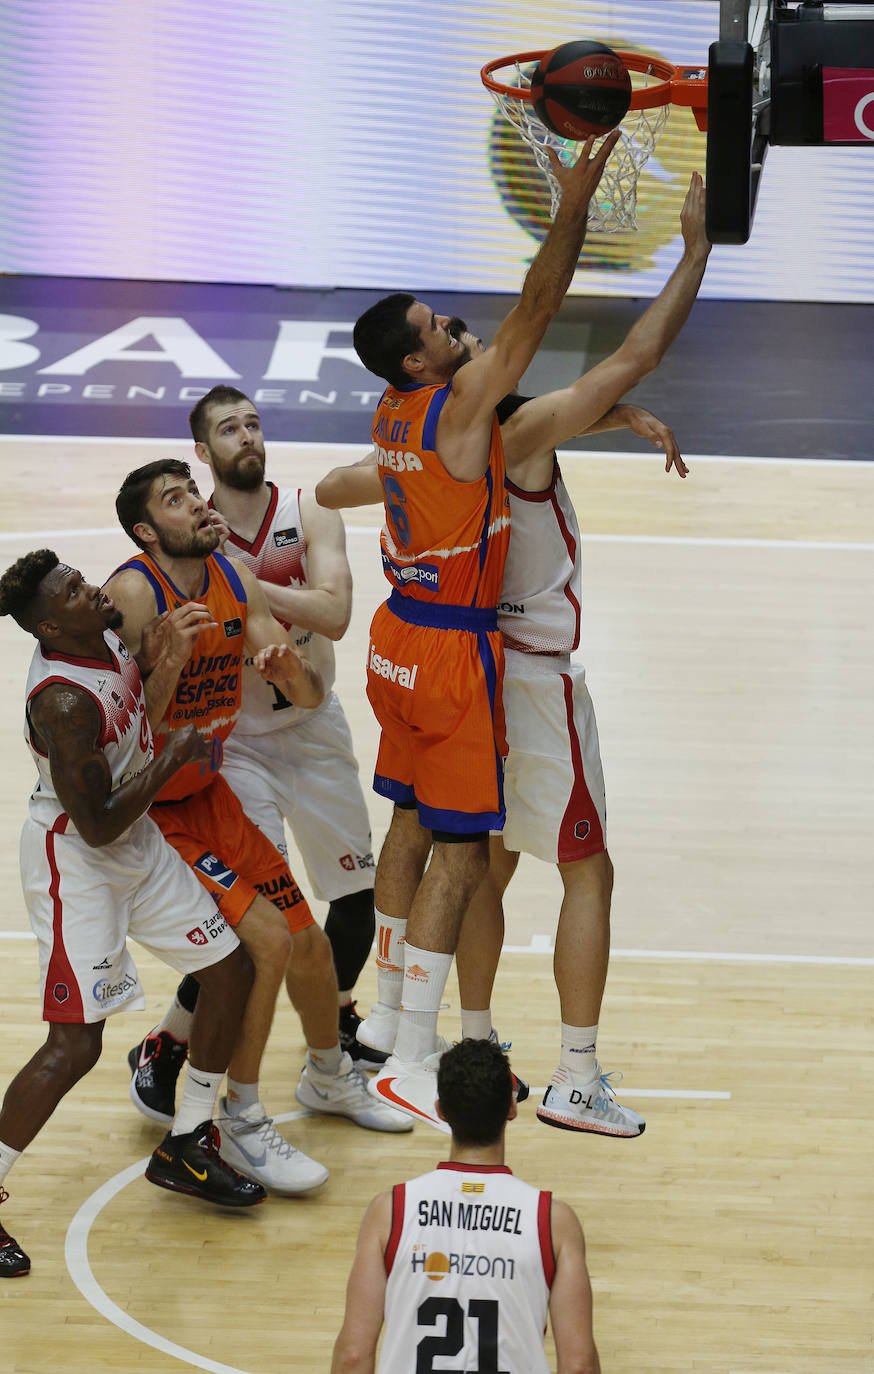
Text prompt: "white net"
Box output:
[[486, 60, 671, 232]]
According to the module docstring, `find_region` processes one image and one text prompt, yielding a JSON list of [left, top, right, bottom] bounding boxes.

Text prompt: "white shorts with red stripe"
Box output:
[[20, 812, 239, 1024], [500, 649, 606, 865]]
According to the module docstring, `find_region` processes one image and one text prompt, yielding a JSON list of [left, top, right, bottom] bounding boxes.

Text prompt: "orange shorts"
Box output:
[[149, 771, 313, 933], [366, 594, 506, 834]]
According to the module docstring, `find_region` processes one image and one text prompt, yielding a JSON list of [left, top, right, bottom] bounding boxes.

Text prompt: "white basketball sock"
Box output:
[[0, 1139, 21, 1187], [559, 1023, 600, 1081], [307, 1043, 343, 1077], [225, 1078, 260, 1115], [172, 1065, 223, 1136], [374, 910, 406, 1010], [154, 991, 195, 1045], [460, 1008, 493, 1040], [394, 943, 453, 1060]]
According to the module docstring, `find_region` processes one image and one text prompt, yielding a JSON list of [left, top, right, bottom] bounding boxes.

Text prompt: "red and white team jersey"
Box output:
[[379, 1162, 554, 1374], [500, 460, 582, 656], [24, 629, 152, 833], [216, 483, 336, 732]]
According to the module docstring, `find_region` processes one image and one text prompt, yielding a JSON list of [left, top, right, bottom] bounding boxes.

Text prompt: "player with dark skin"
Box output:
[[0, 564, 253, 1154]]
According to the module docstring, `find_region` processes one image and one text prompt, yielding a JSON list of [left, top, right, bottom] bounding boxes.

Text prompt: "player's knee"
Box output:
[[43, 1023, 103, 1086], [288, 921, 334, 977], [237, 895, 293, 971], [198, 943, 254, 1002]]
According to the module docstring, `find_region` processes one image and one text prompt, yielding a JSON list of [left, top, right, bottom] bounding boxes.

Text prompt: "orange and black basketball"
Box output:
[[530, 40, 632, 141]]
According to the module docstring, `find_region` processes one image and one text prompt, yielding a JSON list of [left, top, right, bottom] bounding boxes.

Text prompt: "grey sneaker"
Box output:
[[536, 1066, 645, 1137], [296, 1052, 413, 1133], [216, 1098, 329, 1193]]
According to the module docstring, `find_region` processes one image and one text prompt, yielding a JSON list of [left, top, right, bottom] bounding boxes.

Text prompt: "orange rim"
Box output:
[[480, 49, 708, 115]]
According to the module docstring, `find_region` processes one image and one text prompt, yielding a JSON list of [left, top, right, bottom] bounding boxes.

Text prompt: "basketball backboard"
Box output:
[[708, 0, 874, 243]]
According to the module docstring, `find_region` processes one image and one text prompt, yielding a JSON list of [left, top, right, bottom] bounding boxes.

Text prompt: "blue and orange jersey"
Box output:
[[373, 382, 511, 610], [111, 550, 248, 801]]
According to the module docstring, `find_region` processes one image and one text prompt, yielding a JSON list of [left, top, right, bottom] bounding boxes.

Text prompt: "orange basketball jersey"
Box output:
[[112, 550, 247, 801], [373, 381, 511, 608]]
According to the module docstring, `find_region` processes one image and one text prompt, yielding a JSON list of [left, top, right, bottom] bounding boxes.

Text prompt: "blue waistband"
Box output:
[[387, 590, 498, 633]]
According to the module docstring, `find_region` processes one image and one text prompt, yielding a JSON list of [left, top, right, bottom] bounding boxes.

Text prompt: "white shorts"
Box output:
[[221, 693, 376, 903], [20, 813, 239, 1024], [500, 650, 607, 865]]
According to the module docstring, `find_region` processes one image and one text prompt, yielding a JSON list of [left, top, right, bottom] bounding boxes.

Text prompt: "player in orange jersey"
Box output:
[[321, 172, 712, 1135], [104, 461, 410, 1196], [338, 136, 620, 1127]]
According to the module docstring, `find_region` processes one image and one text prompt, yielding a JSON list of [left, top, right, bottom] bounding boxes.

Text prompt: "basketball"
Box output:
[[530, 40, 632, 141]]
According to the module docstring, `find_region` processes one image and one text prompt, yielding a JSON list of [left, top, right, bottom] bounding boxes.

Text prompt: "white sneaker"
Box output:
[[216, 1097, 329, 1193], [536, 1066, 645, 1138], [368, 1047, 450, 1135], [355, 1001, 399, 1054], [295, 1052, 413, 1133]]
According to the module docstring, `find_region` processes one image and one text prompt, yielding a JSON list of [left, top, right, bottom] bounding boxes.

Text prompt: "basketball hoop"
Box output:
[[481, 51, 708, 232]]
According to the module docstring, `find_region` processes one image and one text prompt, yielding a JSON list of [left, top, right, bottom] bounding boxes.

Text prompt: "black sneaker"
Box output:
[[0, 1190, 30, 1278], [145, 1121, 266, 1208], [339, 1001, 389, 1070], [128, 1031, 187, 1124]]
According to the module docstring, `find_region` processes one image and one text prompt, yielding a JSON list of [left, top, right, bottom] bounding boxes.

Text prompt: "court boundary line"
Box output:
[[2, 525, 872, 554], [2, 434, 872, 470], [4, 928, 870, 965], [64, 1110, 311, 1374]]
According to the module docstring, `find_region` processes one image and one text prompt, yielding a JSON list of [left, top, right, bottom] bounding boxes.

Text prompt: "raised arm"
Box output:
[[256, 494, 352, 641], [501, 172, 711, 480], [437, 134, 621, 477], [548, 1198, 601, 1374], [28, 685, 208, 848], [330, 1192, 391, 1374], [234, 558, 324, 709], [315, 451, 382, 511]]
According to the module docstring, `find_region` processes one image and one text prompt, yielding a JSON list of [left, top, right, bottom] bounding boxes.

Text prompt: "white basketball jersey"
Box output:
[[218, 484, 336, 733], [24, 630, 153, 832], [378, 1162, 554, 1374], [499, 460, 582, 656]]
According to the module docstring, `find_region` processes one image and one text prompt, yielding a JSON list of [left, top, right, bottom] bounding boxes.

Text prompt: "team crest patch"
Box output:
[[52, 982, 70, 1003], [193, 851, 238, 890], [186, 928, 209, 947], [339, 854, 355, 871], [574, 820, 591, 841], [273, 527, 299, 548], [223, 617, 242, 638]]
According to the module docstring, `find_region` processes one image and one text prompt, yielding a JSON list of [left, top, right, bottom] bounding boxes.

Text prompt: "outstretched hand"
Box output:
[[625, 406, 688, 478], [680, 170, 711, 256], [546, 129, 622, 218]]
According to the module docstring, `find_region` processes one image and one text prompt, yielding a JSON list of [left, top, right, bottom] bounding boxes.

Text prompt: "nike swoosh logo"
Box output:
[[138, 1042, 154, 1070], [228, 1137, 268, 1167], [183, 1161, 208, 1181], [190, 1076, 211, 1089], [374, 1077, 437, 1124]]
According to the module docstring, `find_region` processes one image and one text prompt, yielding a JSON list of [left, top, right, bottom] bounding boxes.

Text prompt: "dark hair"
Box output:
[[0, 548, 60, 632], [116, 459, 191, 549], [353, 292, 420, 388], [188, 386, 252, 445], [436, 1038, 514, 1147]]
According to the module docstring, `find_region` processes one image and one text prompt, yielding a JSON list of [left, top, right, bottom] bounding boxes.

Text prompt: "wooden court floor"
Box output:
[[1, 439, 872, 1373]]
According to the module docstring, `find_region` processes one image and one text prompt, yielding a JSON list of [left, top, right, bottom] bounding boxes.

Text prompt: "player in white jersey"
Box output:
[[187, 385, 381, 1070], [0, 551, 264, 1278], [317, 173, 712, 1136], [332, 1036, 599, 1374]]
